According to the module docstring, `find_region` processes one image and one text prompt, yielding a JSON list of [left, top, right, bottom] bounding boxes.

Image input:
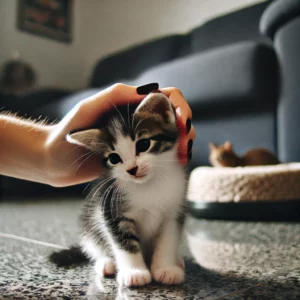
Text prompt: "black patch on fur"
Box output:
[[106, 212, 141, 254], [49, 245, 89, 267], [150, 132, 178, 154], [150, 141, 162, 153]]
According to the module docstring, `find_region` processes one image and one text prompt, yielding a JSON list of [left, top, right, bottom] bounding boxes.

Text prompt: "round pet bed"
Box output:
[[187, 163, 300, 221]]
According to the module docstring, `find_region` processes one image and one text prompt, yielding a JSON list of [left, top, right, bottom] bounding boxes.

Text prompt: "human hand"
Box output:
[[44, 83, 195, 187]]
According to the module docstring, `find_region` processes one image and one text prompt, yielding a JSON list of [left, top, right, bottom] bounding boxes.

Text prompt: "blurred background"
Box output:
[[1, 0, 299, 199], [0, 0, 265, 90]]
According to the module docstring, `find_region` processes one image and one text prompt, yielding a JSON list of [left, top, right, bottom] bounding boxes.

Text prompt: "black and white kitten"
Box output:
[[50, 93, 188, 287]]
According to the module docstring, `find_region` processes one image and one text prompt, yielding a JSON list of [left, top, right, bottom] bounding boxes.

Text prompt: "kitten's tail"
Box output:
[[48, 245, 89, 267]]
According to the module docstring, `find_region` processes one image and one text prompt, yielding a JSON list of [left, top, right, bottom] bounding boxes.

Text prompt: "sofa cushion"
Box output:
[[135, 41, 278, 114], [190, 1, 272, 53], [89, 35, 190, 88]]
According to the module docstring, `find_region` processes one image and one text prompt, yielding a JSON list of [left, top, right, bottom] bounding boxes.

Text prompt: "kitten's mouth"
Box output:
[[134, 174, 146, 179]]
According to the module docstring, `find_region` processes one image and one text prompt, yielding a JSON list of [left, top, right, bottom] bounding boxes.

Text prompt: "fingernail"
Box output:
[[188, 140, 193, 153], [186, 118, 191, 134], [137, 83, 159, 95], [188, 151, 192, 162]]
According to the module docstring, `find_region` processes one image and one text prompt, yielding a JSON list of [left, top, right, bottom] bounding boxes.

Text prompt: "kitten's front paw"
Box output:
[[151, 265, 185, 285], [177, 256, 185, 270], [117, 269, 152, 287], [95, 258, 116, 277]]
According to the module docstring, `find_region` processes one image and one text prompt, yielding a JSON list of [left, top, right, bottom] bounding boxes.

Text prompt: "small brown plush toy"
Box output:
[[209, 141, 280, 167]]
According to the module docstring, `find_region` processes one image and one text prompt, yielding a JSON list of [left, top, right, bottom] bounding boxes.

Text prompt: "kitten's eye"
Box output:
[[136, 139, 151, 153], [108, 153, 122, 165]]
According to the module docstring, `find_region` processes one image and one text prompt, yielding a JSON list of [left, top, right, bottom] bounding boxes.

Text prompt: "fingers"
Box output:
[[160, 87, 196, 165], [74, 83, 145, 125], [160, 87, 192, 121], [57, 83, 145, 137], [178, 126, 196, 165]]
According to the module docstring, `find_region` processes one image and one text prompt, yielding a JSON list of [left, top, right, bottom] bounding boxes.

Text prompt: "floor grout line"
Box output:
[[0, 232, 68, 249]]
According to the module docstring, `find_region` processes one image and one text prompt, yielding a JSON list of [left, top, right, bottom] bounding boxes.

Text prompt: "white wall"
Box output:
[[0, 0, 266, 89], [0, 0, 84, 89]]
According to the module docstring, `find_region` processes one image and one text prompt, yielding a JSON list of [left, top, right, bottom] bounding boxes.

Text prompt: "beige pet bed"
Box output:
[[188, 163, 300, 202]]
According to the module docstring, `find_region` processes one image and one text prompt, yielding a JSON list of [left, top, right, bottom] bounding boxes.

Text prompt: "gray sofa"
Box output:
[[1, 0, 300, 197]]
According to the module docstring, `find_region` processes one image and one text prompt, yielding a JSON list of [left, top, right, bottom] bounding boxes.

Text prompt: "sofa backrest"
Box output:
[[90, 1, 272, 88], [190, 1, 271, 54], [90, 35, 190, 88]]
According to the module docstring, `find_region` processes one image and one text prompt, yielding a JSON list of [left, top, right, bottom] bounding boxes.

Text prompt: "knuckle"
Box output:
[[173, 87, 184, 97], [75, 100, 87, 111], [190, 126, 196, 139], [110, 83, 125, 95]]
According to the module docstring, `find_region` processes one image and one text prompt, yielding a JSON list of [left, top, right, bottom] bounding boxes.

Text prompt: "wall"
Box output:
[[0, 0, 84, 90], [0, 0, 267, 89]]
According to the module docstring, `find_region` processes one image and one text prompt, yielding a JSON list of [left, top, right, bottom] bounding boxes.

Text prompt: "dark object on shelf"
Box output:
[[0, 60, 36, 95]]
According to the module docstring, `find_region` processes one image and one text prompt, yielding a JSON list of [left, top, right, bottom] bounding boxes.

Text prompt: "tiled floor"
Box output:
[[0, 199, 299, 299]]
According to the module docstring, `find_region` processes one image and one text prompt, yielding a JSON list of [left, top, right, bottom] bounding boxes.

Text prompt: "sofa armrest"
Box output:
[[260, 0, 300, 39], [260, 0, 300, 162]]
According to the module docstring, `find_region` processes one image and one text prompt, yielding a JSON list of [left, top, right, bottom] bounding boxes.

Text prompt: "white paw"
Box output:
[[95, 258, 116, 277], [177, 256, 185, 270], [152, 265, 185, 285], [117, 269, 152, 287]]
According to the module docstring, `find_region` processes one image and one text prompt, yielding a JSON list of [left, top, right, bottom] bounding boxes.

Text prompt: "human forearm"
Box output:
[[0, 114, 51, 183]]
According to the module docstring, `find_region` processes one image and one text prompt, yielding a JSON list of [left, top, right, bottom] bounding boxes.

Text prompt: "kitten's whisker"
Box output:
[[101, 181, 117, 216], [70, 151, 95, 167], [83, 181, 93, 195], [65, 145, 86, 155], [87, 177, 114, 216], [112, 183, 123, 220], [134, 118, 146, 135], [127, 103, 130, 130], [111, 183, 120, 219], [117, 183, 125, 218], [108, 99, 127, 129], [155, 168, 168, 181], [74, 152, 97, 174], [88, 177, 113, 198], [135, 128, 150, 137]]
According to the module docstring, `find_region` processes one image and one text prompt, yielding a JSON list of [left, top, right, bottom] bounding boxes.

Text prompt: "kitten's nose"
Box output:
[[127, 166, 138, 176]]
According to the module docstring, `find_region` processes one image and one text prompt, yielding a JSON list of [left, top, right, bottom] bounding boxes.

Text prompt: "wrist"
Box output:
[[43, 124, 66, 186], [0, 115, 53, 184]]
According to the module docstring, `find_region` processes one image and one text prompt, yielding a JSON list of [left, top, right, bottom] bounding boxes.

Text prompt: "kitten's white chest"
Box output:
[[125, 163, 186, 237]]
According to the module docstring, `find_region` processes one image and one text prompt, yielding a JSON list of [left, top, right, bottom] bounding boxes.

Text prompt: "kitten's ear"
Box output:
[[66, 129, 105, 151], [209, 142, 217, 151], [134, 92, 175, 124], [224, 141, 232, 151]]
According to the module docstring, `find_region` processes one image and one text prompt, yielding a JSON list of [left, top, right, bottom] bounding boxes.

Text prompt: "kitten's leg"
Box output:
[[109, 217, 151, 287], [151, 219, 185, 285], [80, 237, 116, 277], [95, 256, 116, 277], [177, 256, 185, 270]]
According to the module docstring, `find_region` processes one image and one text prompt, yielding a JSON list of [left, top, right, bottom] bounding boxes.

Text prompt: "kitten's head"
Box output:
[[209, 141, 239, 167], [67, 92, 179, 184]]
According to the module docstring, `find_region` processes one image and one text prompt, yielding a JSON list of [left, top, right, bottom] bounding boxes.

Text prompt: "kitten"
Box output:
[[49, 93, 188, 287], [209, 141, 280, 167]]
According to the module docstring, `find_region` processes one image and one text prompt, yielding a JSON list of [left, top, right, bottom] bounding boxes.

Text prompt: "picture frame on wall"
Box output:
[[17, 0, 73, 43]]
